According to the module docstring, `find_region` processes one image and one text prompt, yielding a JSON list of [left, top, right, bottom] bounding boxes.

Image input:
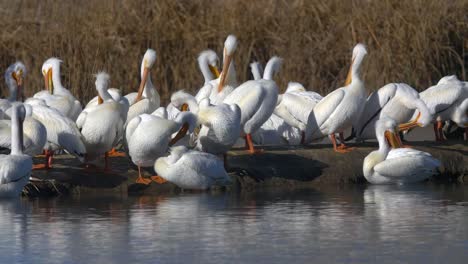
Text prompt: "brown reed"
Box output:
[[0, 0, 466, 103]]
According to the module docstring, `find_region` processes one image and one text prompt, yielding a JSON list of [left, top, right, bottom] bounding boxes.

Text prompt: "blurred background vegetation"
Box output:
[[0, 0, 466, 102]]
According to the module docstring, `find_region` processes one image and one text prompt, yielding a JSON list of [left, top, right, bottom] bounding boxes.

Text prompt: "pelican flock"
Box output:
[[0, 34, 465, 197]]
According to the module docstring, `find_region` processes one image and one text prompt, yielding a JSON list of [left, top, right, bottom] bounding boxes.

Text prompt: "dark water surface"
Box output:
[[0, 184, 467, 263]]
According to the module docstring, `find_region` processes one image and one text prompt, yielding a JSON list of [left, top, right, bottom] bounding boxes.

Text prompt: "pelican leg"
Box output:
[[337, 132, 354, 150], [47, 150, 54, 168], [245, 134, 263, 154], [330, 134, 351, 153], [433, 123, 440, 141], [300, 131, 306, 145], [34, 150, 54, 169], [136, 165, 151, 185], [436, 121, 445, 141]]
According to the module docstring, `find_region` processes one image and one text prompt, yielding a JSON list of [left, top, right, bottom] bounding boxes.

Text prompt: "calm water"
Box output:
[[0, 185, 467, 264]]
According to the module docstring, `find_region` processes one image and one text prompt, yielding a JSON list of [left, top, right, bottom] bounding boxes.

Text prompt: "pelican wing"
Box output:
[[374, 149, 440, 179], [356, 84, 396, 135], [125, 115, 142, 144], [312, 88, 345, 130], [0, 155, 32, 184], [420, 83, 463, 113], [224, 81, 265, 126]]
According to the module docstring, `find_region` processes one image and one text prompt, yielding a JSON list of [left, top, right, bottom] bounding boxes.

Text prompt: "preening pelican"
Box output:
[[76, 73, 125, 170], [411, 75, 467, 141], [275, 82, 323, 144], [223, 56, 280, 153], [0, 103, 32, 197], [197, 49, 220, 84], [33, 58, 82, 121], [195, 35, 238, 104], [363, 117, 441, 184], [0, 62, 25, 114], [170, 91, 241, 155], [309, 43, 368, 152], [126, 110, 197, 184], [125, 49, 160, 126], [85, 88, 129, 122], [154, 146, 231, 190], [0, 104, 46, 156], [353, 83, 433, 141], [252, 113, 302, 145], [25, 98, 85, 169]]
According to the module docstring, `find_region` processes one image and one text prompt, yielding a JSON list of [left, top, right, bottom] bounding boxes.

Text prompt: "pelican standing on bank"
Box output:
[[33, 58, 82, 121], [125, 49, 160, 125], [363, 117, 441, 184], [126, 109, 197, 184], [76, 73, 125, 170], [223, 56, 280, 154], [308, 43, 368, 152], [25, 98, 85, 169], [154, 146, 231, 190], [0, 103, 32, 197]]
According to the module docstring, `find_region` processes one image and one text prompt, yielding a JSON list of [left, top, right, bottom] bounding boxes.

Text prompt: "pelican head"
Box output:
[[135, 49, 157, 103], [345, 43, 367, 85], [5, 61, 26, 101], [198, 49, 220, 80], [376, 117, 401, 149], [41, 57, 62, 94], [95, 72, 110, 104], [217, 34, 238, 92], [285, 82, 306, 93]]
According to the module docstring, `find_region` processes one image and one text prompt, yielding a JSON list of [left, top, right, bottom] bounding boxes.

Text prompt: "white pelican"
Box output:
[[353, 83, 433, 141], [195, 35, 238, 104], [223, 56, 280, 153], [85, 87, 129, 122], [33, 58, 82, 121], [0, 104, 47, 156], [154, 146, 231, 190], [170, 91, 241, 156], [197, 49, 220, 84], [411, 75, 467, 141], [125, 49, 160, 126], [25, 98, 85, 169], [252, 113, 302, 145], [363, 117, 441, 184], [76, 73, 125, 170], [0, 62, 25, 114], [309, 43, 368, 152], [0, 62, 47, 156], [275, 82, 323, 144], [0, 103, 32, 197], [126, 110, 197, 184]]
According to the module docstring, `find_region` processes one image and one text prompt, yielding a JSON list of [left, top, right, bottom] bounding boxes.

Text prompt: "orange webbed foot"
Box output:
[[107, 148, 126, 157], [151, 175, 167, 184], [33, 164, 51, 170], [136, 176, 152, 185]]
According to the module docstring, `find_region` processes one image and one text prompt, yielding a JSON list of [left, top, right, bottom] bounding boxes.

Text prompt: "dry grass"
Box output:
[[0, 0, 466, 103]]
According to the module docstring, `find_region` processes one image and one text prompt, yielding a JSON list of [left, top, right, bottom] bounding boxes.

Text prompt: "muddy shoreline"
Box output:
[[23, 141, 467, 198]]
